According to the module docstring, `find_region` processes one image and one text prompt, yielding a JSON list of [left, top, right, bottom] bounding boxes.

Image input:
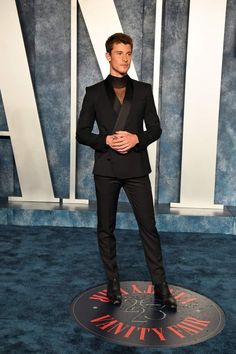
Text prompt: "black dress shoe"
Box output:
[[154, 282, 177, 311], [107, 278, 122, 305]]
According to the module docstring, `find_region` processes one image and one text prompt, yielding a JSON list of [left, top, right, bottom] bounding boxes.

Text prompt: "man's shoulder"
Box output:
[[86, 80, 105, 92], [131, 78, 152, 90]]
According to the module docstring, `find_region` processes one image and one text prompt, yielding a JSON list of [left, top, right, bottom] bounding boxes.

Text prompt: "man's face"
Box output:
[[106, 42, 132, 77]]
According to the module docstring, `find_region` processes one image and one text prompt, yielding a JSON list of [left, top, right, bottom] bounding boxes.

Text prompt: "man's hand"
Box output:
[[106, 131, 139, 154]]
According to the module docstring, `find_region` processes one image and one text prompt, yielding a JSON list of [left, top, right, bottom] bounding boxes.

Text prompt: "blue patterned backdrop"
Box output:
[[0, 0, 235, 206]]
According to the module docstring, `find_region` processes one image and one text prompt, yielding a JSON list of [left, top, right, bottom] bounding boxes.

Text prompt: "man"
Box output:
[[76, 33, 177, 310]]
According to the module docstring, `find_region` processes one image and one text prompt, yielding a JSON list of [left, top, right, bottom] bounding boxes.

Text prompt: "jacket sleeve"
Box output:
[[76, 87, 109, 152], [134, 84, 162, 152]]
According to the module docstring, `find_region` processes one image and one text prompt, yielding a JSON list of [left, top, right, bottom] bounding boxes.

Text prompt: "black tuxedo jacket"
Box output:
[[76, 75, 162, 179]]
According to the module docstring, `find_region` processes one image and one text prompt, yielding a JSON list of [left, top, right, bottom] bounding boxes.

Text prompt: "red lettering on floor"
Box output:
[[138, 327, 150, 341], [131, 284, 142, 294], [168, 325, 185, 338], [90, 314, 112, 323], [124, 325, 136, 338], [184, 316, 210, 327], [144, 285, 154, 294], [151, 328, 166, 341]]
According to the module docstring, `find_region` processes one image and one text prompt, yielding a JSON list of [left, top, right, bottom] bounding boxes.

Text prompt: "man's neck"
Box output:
[[109, 69, 128, 78]]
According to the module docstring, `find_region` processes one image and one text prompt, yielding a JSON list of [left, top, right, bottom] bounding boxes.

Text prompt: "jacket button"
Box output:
[[107, 158, 111, 161]]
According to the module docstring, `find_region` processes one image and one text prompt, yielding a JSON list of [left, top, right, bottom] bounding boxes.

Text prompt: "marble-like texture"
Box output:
[[34, 0, 71, 198], [157, 214, 234, 235], [114, 0, 144, 79], [227, 205, 236, 216], [0, 208, 7, 224], [0, 0, 236, 208], [1, 199, 235, 235], [141, 0, 156, 83], [7, 208, 95, 228], [158, 0, 189, 203], [215, 0, 236, 206], [0, 140, 14, 197], [76, 4, 103, 201]]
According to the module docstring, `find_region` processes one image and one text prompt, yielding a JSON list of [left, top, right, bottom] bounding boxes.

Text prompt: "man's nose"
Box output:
[[122, 55, 128, 62]]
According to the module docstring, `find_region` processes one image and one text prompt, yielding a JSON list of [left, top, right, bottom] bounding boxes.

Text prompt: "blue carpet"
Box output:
[[0, 225, 235, 353]]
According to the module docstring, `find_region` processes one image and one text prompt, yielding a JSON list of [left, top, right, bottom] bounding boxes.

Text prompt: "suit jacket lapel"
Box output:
[[104, 76, 133, 117], [104, 77, 117, 113], [124, 75, 133, 105]]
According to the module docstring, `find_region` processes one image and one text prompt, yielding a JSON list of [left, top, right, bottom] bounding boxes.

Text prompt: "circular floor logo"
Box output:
[[70, 281, 225, 348]]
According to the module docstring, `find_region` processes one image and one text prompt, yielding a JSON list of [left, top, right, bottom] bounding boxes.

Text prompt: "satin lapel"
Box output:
[[103, 78, 118, 131], [112, 77, 134, 132], [124, 75, 134, 105], [104, 77, 117, 113]]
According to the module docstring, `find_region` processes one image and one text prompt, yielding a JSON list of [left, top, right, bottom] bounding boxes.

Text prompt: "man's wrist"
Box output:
[[106, 135, 113, 146]]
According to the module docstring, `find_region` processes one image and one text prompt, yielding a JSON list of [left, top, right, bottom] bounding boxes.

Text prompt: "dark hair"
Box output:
[[105, 33, 133, 53]]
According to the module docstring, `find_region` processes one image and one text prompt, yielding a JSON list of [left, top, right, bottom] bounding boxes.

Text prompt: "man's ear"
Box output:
[[105, 52, 111, 62]]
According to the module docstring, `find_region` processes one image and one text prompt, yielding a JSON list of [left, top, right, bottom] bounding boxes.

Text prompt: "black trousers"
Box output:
[[94, 175, 166, 284]]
